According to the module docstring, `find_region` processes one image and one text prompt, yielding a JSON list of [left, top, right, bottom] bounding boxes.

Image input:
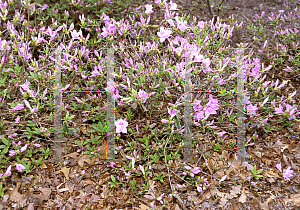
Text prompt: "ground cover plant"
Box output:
[[0, 0, 300, 209]]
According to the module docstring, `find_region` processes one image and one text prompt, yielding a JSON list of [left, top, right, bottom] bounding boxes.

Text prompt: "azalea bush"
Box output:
[[0, 0, 300, 208]]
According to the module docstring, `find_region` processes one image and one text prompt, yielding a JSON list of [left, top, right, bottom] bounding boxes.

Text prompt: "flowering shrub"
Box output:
[[0, 0, 300, 208]]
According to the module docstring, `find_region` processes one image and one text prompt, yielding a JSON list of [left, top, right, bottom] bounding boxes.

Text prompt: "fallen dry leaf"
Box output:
[[239, 188, 247, 203], [9, 183, 25, 203], [78, 155, 93, 167], [30, 188, 51, 203], [265, 170, 279, 178], [55, 167, 70, 180], [175, 204, 181, 210], [134, 202, 150, 210], [283, 192, 300, 206], [28, 203, 34, 210], [63, 152, 79, 159], [210, 187, 228, 207], [82, 179, 95, 186], [227, 185, 242, 200], [143, 180, 156, 200]]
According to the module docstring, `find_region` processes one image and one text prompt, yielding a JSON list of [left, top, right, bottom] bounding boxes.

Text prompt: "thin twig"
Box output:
[[206, 0, 214, 18]]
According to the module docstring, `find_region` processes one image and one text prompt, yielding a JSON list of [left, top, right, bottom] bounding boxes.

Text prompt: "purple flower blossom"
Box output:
[[167, 107, 176, 119], [15, 115, 21, 124], [125, 171, 130, 178], [81, 170, 85, 175], [5, 165, 11, 176], [157, 193, 164, 204], [16, 164, 25, 172], [161, 119, 169, 123], [9, 150, 16, 156], [283, 166, 294, 181], [145, 4, 153, 15], [20, 81, 30, 92], [20, 144, 28, 152], [157, 26, 172, 43], [137, 90, 149, 103], [197, 186, 203, 193], [169, 0, 179, 10], [12, 104, 24, 111], [115, 119, 128, 134], [75, 97, 83, 104], [175, 16, 188, 32], [71, 29, 83, 40], [276, 162, 282, 171], [219, 175, 227, 182], [192, 167, 200, 174]]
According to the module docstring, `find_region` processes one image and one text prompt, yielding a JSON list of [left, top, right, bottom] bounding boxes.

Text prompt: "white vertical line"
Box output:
[[54, 47, 62, 163], [236, 48, 246, 162], [106, 47, 115, 161], [183, 50, 194, 162]]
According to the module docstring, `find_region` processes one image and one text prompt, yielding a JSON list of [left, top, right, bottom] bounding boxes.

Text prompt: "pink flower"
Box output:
[[251, 182, 256, 185], [139, 165, 145, 175], [157, 193, 164, 204], [12, 104, 24, 111], [276, 162, 282, 172], [125, 171, 130, 178], [161, 119, 169, 123], [16, 164, 25, 172], [245, 176, 251, 181], [190, 172, 195, 177], [197, 186, 203, 193], [192, 167, 200, 174], [175, 17, 188, 32], [283, 166, 294, 181], [217, 131, 227, 137], [115, 118, 128, 134], [34, 144, 41, 148], [20, 144, 28, 152], [169, 0, 179, 10], [157, 26, 172, 43], [9, 150, 16, 156], [81, 170, 85, 175], [177, 184, 183, 189], [167, 107, 177, 119], [4, 165, 12, 176], [155, 0, 161, 5], [145, 4, 153, 15], [90, 66, 101, 77], [185, 166, 192, 170], [219, 175, 227, 182], [12, 133, 17, 137], [15, 115, 21, 124], [110, 162, 116, 167], [137, 90, 149, 103], [70, 29, 82, 40], [20, 81, 30, 92], [24, 99, 31, 110], [75, 97, 83, 104]]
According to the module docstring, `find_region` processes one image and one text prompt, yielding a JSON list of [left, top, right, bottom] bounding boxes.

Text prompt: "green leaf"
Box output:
[[252, 165, 257, 174], [256, 169, 263, 174], [2, 138, 8, 145], [111, 175, 116, 183]]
